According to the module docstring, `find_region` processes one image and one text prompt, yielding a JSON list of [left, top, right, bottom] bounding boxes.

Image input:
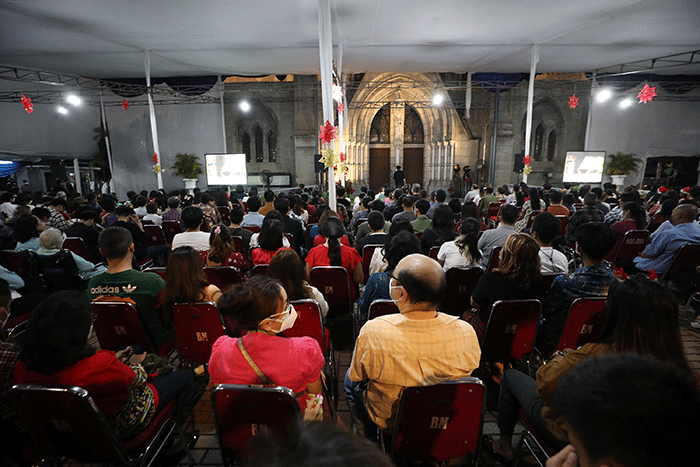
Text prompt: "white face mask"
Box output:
[[265, 303, 298, 334]]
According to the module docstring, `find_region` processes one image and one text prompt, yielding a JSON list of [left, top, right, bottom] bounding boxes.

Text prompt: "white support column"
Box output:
[[145, 50, 163, 190], [522, 45, 539, 184], [73, 158, 81, 195], [219, 76, 227, 153], [99, 94, 116, 195], [318, 0, 336, 210], [430, 143, 435, 183]]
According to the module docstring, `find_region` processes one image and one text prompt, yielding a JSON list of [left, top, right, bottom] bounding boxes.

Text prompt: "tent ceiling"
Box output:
[[1, 0, 699, 79]]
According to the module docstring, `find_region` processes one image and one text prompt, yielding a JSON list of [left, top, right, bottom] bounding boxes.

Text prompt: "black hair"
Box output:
[[115, 205, 135, 217], [435, 189, 447, 203], [623, 201, 647, 229], [549, 189, 562, 204], [415, 199, 430, 215], [528, 188, 541, 211], [320, 216, 344, 267], [14, 214, 41, 243], [370, 199, 385, 213], [19, 291, 95, 375], [264, 190, 275, 202], [181, 205, 204, 229], [274, 196, 290, 214], [367, 211, 385, 232], [230, 206, 244, 224], [247, 196, 262, 212], [551, 354, 700, 467], [383, 231, 422, 274], [258, 218, 285, 251], [574, 222, 616, 261], [134, 195, 147, 207], [531, 212, 561, 245], [99, 226, 133, 259], [431, 204, 454, 229], [146, 202, 158, 214], [455, 218, 482, 262], [500, 204, 519, 224]]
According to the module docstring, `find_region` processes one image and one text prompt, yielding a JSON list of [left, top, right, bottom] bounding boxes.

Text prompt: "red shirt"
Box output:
[[251, 247, 292, 266], [305, 243, 362, 301], [313, 234, 351, 247]]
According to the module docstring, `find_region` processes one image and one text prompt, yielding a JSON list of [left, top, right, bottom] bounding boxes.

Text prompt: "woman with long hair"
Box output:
[[208, 276, 325, 417], [514, 187, 542, 232], [419, 204, 456, 254], [204, 224, 250, 275], [161, 246, 221, 326], [488, 274, 692, 463], [437, 218, 483, 271], [305, 216, 363, 301], [14, 290, 194, 441], [250, 218, 291, 266], [14, 214, 45, 251], [467, 233, 545, 337], [608, 201, 648, 260], [368, 217, 414, 276], [312, 209, 350, 247], [267, 248, 328, 318]]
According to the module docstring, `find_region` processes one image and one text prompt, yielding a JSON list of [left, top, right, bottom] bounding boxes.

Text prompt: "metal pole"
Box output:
[[145, 50, 164, 190], [523, 45, 539, 184], [489, 90, 500, 186]]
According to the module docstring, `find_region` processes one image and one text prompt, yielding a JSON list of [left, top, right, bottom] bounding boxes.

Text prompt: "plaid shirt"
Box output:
[[161, 208, 182, 223], [47, 207, 71, 232]]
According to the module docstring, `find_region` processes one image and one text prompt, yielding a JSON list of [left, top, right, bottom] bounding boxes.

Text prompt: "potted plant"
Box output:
[[604, 152, 643, 186], [170, 153, 203, 193]]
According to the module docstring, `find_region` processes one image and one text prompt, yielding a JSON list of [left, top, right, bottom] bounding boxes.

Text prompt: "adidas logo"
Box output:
[[89, 284, 138, 295], [122, 284, 137, 293]]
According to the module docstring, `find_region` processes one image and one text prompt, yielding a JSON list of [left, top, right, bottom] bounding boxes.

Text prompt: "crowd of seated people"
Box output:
[[0, 180, 699, 466]]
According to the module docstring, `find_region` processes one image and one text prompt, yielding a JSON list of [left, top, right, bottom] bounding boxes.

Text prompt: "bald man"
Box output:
[[345, 254, 481, 440], [633, 204, 700, 275]]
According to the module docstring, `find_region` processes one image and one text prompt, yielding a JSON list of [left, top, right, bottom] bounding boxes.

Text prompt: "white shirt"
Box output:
[[538, 246, 568, 274], [143, 213, 163, 226], [436, 241, 482, 272], [171, 231, 211, 251], [464, 189, 480, 203], [0, 202, 17, 219]]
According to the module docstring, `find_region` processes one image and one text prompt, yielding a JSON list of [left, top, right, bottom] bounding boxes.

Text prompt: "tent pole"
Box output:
[[145, 50, 163, 190], [523, 45, 539, 184]]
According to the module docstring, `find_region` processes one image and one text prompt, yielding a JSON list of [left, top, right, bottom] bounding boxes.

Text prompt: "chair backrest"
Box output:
[[611, 229, 649, 263], [526, 210, 541, 229], [173, 302, 226, 364], [429, 245, 440, 259], [361, 243, 383, 282], [280, 299, 327, 354], [367, 299, 400, 321], [218, 206, 230, 224], [555, 215, 568, 236], [161, 220, 183, 244], [486, 246, 502, 272], [389, 378, 486, 463], [231, 236, 246, 256], [37, 249, 83, 291], [439, 266, 484, 316], [211, 384, 301, 466], [91, 301, 158, 355], [143, 224, 168, 246], [63, 237, 95, 263], [480, 299, 541, 362], [243, 225, 260, 234], [660, 242, 700, 281], [553, 297, 607, 355], [250, 264, 268, 276], [204, 266, 243, 290], [143, 267, 167, 281], [1, 249, 39, 281], [10, 384, 133, 464], [308, 266, 352, 318], [541, 273, 562, 292], [486, 202, 501, 218]]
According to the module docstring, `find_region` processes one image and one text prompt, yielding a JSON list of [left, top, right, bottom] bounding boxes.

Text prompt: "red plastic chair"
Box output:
[[10, 384, 193, 467], [231, 236, 247, 256], [308, 266, 352, 319], [439, 266, 484, 317], [526, 211, 541, 229], [143, 224, 169, 247], [242, 225, 260, 234], [486, 202, 501, 227], [659, 242, 700, 282], [555, 215, 568, 236], [548, 297, 607, 358], [480, 299, 542, 367], [63, 237, 96, 263], [487, 246, 502, 272], [387, 378, 486, 464], [514, 409, 562, 467], [429, 245, 440, 259], [367, 299, 400, 321], [1, 249, 38, 281], [281, 299, 330, 356], [203, 266, 243, 291], [361, 243, 383, 282], [217, 206, 230, 225], [211, 384, 301, 467], [161, 220, 183, 245], [143, 267, 166, 281], [172, 302, 226, 365], [91, 301, 160, 356], [250, 264, 268, 276], [607, 229, 649, 263]]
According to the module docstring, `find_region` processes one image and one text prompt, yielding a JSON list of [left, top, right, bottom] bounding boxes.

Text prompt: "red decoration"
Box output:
[[658, 186, 668, 193], [647, 269, 658, 280], [637, 83, 657, 104], [337, 102, 344, 114], [20, 94, 33, 114], [122, 98, 129, 111], [613, 265, 628, 280], [151, 153, 158, 164], [568, 94, 579, 109], [318, 120, 337, 144], [339, 152, 346, 162], [523, 155, 532, 166]]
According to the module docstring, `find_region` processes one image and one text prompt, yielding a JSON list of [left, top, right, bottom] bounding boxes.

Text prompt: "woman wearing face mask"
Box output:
[[208, 276, 325, 415]]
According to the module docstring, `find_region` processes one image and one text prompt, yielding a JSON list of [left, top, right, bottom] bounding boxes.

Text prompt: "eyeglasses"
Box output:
[[266, 300, 293, 321], [387, 273, 401, 286]]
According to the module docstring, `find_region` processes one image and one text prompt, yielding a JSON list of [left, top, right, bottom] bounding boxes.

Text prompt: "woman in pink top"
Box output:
[[208, 276, 325, 413]]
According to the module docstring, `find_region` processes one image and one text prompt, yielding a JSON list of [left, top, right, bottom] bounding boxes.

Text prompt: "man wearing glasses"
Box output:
[[345, 253, 481, 440]]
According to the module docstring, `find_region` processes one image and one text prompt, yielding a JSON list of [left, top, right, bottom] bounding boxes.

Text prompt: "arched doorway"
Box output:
[[403, 106, 424, 186], [368, 105, 390, 190]]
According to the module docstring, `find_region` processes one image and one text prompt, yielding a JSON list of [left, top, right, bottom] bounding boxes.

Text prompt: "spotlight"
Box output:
[[619, 98, 633, 108], [57, 106, 68, 115], [66, 94, 82, 106], [239, 101, 250, 112], [596, 88, 612, 102], [432, 94, 444, 106]]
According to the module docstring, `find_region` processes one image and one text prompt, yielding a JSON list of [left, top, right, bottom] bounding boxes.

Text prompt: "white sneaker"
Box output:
[[691, 317, 700, 329]]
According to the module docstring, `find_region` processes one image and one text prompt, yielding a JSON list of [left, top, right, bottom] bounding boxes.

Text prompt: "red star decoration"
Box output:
[[152, 153, 158, 164], [568, 94, 579, 109], [523, 155, 532, 166], [20, 94, 33, 114], [122, 98, 130, 111], [637, 83, 657, 103], [318, 120, 337, 144], [337, 102, 344, 114]]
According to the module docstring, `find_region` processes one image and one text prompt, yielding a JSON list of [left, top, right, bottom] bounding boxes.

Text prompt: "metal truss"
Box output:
[[594, 49, 700, 77]]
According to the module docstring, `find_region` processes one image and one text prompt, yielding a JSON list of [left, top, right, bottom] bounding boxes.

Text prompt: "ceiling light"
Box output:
[[432, 94, 444, 105], [619, 98, 633, 108], [239, 101, 250, 112], [57, 106, 68, 115], [596, 88, 612, 102], [66, 94, 82, 106]]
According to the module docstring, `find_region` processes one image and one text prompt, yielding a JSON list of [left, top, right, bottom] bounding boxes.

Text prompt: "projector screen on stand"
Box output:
[[205, 153, 247, 186], [563, 151, 606, 184]]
